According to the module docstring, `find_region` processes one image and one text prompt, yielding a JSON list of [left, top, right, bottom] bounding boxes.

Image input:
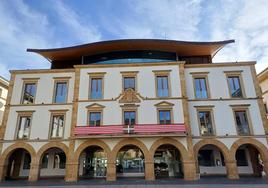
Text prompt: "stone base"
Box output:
[[225, 161, 239, 179], [183, 160, 197, 181]]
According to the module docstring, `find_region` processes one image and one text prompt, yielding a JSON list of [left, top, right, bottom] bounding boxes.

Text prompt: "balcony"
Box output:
[[74, 124, 186, 137]]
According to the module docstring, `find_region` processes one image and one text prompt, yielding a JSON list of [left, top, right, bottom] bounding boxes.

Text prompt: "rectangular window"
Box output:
[[228, 76, 243, 97], [124, 77, 135, 91], [17, 116, 31, 139], [157, 76, 169, 97], [89, 112, 101, 126], [194, 78, 208, 99], [159, 110, 171, 124], [54, 82, 67, 103], [124, 111, 136, 125], [234, 111, 250, 135], [236, 149, 248, 166], [90, 78, 103, 99], [198, 111, 214, 136], [198, 150, 215, 166], [23, 152, 31, 169], [50, 115, 64, 138], [22, 83, 36, 104]]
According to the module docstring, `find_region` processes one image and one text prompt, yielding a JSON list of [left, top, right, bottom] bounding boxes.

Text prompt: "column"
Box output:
[[225, 160, 239, 179], [183, 160, 197, 181], [65, 162, 79, 182], [28, 163, 40, 182], [106, 162, 116, 181], [0, 164, 7, 182], [263, 160, 268, 176], [145, 160, 155, 181]]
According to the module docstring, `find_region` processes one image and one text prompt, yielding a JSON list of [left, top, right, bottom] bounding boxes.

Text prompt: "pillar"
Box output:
[[248, 147, 262, 176], [12, 153, 22, 178], [106, 162, 116, 181], [28, 163, 40, 182], [65, 162, 79, 182], [0, 164, 7, 182], [225, 160, 239, 179], [183, 160, 197, 181], [145, 160, 155, 181], [263, 160, 268, 176]]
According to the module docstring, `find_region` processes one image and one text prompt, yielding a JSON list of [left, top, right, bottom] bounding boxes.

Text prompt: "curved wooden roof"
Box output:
[[27, 39, 235, 62]]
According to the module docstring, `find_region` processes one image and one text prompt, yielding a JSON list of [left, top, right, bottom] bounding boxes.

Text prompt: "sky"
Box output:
[[1, 0, 268, 80]]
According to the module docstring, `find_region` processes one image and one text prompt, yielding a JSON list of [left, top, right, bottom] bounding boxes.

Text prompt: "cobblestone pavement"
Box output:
[[0, 177, 268, 187]]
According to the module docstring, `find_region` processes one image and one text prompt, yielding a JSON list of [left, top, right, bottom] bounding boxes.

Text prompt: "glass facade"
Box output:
[[194, 78, 208, 99], [54, 82, 67, 103]]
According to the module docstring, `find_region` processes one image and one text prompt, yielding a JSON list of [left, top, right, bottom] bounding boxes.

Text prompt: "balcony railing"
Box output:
[[74, 124, 186, 136]]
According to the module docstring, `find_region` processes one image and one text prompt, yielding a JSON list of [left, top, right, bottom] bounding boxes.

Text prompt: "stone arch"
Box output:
[[194, 139, 231, 161], [110, 138, 149, 162], [0, 142, 36, 165], [230, 138, 268, 161], [149, 137, 189, 161], [36, 142, 69, 164], [73, 139, 111, 163]]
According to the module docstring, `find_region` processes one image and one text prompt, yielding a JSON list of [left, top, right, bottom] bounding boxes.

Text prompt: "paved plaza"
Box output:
[[0, 177, 268, 188]]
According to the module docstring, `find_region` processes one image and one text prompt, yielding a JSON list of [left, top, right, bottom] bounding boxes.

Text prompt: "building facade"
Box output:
[[0, 76, 9, 126], [0, 39, 267, 182], [258, 68, 268, 118]]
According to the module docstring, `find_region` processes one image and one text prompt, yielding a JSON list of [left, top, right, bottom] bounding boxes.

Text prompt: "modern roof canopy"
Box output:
[[27, 39, 235, 62]]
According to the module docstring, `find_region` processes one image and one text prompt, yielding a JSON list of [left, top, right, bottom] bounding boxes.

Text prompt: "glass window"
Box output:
[[194, 78, 208, 99], [53, 152, 66, 169], [22, 83, 36, 104], [198, 111, 214, 136], [23, 153, 31, 169], [90, 78, 103, 99], [234, 111, 250, 135], [54, 82, 67, 103], [236, 149, 248, 166], [17, 116, 31, 139], [228, 76, 243, 97], [124, 77, 135, 91], [159, 110, 171, 124], [198, 150, 215, 166], [51, 115, 64, 138], [41, 153, 49, 169], [124, 111, 136, 126], [157, 76, 169, 97], [89, 112, 101, 126]]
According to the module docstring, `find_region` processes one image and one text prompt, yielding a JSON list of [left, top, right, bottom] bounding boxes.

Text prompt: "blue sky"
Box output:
[[1, 0, 268, 79]]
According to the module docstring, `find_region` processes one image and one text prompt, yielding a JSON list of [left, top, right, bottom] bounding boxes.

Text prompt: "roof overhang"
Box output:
[[27, 39, 235, 62]]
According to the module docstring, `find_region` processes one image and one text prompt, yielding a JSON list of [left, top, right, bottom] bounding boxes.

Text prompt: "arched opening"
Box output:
[[197, 145, 227, 177], [39, 147, 66, 179], [78, 146, 107, 179], [116, 145, 145, 178], [235, 144, 266, 177], [154, 144, 183, 179], [5, 148, 32, 180]]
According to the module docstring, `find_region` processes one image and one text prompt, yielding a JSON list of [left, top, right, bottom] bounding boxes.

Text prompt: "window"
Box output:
[[157, 76, 169, 97], [0, 88, 2, 97], [23, 153, 31, 169], [41, 153, 49, 169], [236, 149, 248, 166], [89, 112, 101, 126], [228, 76, 243, 97], [124, 77, 135, 91], [194, 78, 208, 99], [22, 83, 36, 104], [124, 111, 136, 125], [17, 116, 31, 139], [198, 150, 215, 166], [90, 78, 103, 99], [159, 110, 171, 124], [54, 82, 67, 103], [50, 115, 64, 138], [53, 152, 66, 169], [265, 103, 268, 114], [234, 111, 250, 135], [198, 111, 214, 136]]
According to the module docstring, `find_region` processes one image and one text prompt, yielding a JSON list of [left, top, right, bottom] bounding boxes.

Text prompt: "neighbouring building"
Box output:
[[0, 76, 9, 126], [0, 39, 267, 182], [258, 68, 268, 118]]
